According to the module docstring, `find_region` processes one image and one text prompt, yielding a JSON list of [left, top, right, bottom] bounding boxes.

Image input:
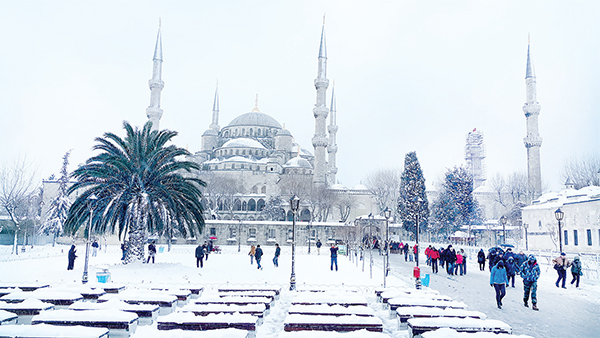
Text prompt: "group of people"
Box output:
[[552, 252, 583, 288], [195, 241, 213, 268], [248, 243, 281, 269], [488, 250, 541, 311], [422, 245, 467, 276]]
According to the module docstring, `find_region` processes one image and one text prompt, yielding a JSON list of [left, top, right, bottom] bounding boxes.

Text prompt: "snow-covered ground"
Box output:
[[1, 243, 599, 337]]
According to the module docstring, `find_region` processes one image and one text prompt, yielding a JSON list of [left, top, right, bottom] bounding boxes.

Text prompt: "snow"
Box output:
[[0, 323, 110, 337], [158, 311, 257, 324], [98, 289, 178, 303], [288, 304, 375, 316], [32, 308, 138, 322], [285, 313, 382, 325], [1, 243, 599, 338], [0, 298, 54, 311], [396, 306, 487, 320], [69, 298, 159, 312], [0, 309, 17, 322], [0, 290, 83, 303], [421, 327, 535, 338], [407, 317, 511, 330]]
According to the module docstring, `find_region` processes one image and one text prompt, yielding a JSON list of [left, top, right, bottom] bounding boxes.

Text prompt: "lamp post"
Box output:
[[368, 213, 373, 279], [415, 197, 423, 289], [82, 194, 97, 284], [383, 207, 391, 288], [238, 219, 241, 252], [524, 223, 529, 251], [555, 208, 564, 253], [289, 195, 300, 291], [500, 215, 507, 245], [307, 221, 311, 254]]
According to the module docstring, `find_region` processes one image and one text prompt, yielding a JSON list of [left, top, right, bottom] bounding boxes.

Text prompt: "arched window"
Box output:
[[261, 186, 267, 194], [242, 128, 245, 136], [251, 186, 258, 194], [300, 209, 311, 222], [242, 150, 246, 155], [279, 209, 286, 221], [236, 150, 240, 155], [257, 129, 261, 136], [234, 198, 242, 211], [218, 199, 223, 211], [224, 131, 229, 138], [242, 201, 247, 211], [248, 199, 256, 211], [257, 199, 266, 211], [287, 210, 294, 221], [249, 128, 253, 136]]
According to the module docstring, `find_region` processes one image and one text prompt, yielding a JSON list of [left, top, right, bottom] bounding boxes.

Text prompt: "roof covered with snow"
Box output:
[[227, 112, 282, 129], [284, 157, 312, 169], [221, 138, 266, 149], [524, 186, 600, 210]]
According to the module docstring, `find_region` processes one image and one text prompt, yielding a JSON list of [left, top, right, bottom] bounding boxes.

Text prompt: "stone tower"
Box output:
[[312, 21, 329, 187], [522, 37, 543, 197], [210, 83, 220, 132], [146, 24, 164, 132], [465, 128, 486, 189], [327, 85, 338, 185]]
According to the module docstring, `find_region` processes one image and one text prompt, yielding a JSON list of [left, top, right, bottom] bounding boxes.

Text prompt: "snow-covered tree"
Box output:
[[365, 168, 402, 219], [262, 195, 286, 221], [397, 152, 429, 239], [38, 151, 72, 246]]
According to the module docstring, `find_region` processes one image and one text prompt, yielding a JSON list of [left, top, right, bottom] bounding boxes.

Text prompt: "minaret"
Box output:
[[312, 17, 329, 186], [465, 128, 486, 189], [210, 82, 220, 132], [327, 84, 338, 185], [522, 35, 543, 197], [146, 22, 164, 132]]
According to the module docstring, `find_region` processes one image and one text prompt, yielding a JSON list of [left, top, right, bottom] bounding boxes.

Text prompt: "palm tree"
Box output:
[[64, 121, 205, 263]]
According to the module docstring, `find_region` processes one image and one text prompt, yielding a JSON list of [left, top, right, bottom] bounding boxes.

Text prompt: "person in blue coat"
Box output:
[[490, 260, 509, 309], [255, 244, 264, 270], [273, 243, 281, 267], [505, 257, 519, 288], [520, 254, 541, 311]]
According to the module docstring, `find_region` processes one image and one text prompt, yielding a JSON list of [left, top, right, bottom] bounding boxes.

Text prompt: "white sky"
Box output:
[[0, 1, 598, 191]]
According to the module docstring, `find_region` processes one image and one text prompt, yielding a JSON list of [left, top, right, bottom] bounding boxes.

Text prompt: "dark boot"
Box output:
[[532, 304, 539, 311]]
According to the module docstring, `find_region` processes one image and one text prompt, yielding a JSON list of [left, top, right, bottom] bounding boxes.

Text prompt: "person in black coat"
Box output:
[[147, 241, 157, 264], [195, 243, 204, 268], [255, 244, 264, 270], [477, 249, 486, 271], [506, 256, 519, 288], [67, 245, 77, 270]]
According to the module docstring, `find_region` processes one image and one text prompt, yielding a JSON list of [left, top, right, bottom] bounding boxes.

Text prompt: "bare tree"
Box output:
[[307, 184, 335, 222], [488, 173, 507, 208], [507, 172, 530, 205], [201, 173, 243, 220], [364, 168, 402, 217], [560, 153, 600, 189], [335, 193, 356, 223], [0, 158, 38, 255]]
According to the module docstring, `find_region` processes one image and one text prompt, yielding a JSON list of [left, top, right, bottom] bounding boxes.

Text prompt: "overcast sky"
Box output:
[[0, 1, 598, 192]]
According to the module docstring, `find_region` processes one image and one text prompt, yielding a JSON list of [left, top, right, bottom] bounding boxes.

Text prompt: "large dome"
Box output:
[[284, 157, 312, 169], [228, 112, 282, 129], [221, 138, 266, 149]]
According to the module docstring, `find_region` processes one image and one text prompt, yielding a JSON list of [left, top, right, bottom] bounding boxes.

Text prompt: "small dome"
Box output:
[[222, 138, 266, 149], [228, 112, 282, 129], [284, 157, 312, 169], [276, 128, 292, 136], [330, 183, 348, 190], [352, 184, 369, 190], [202, 129, 218, 137]]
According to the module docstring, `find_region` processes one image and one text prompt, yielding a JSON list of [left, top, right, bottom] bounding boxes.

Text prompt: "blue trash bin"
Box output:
[[158, 246, 165, 253], [422, 274, 430, 287], [96, 271, 111, 283]]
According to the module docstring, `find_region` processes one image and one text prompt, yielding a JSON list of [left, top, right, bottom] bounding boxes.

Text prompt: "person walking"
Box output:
[[67, 245, 77, 270], [455, 250, 463, 275], [248, 245, 256, 265], [120, 241, 127, 261], [552, 252, 570, 289], [490, 260, 509, 309], [195, 243, 204, 268], [316, 239, 322, 255], [403, 243, 409, 261], [202, 241, 209, 261], [147, 241, 157, 264], [425, 245, 432, 266], [460, 249, 467, 275], [330, 243, 339, 271], [430, 246, 439, 273], [506, 257, 518, 288], [446, 246, 456, 275], [477, 249, 486, 271], [273, 243, 280, 267], [255, 244, 263, 270], [570, 256, 583, 288], [520, 254, 540, 311], [92, 240, 99, 257]]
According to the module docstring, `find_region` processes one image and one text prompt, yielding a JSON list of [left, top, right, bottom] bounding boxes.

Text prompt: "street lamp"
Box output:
[[415, 197, 423, 289], [555, 208, 564, 253], [82, 194, 97, 284], [368, 213, 374, 279], [524, 223, 529, 251], [307, 221, 311, 254], [237, 219, 241, 252], [500, 216, 508, 245], [289, 195, 300, 291], [383, 207, 392, 288]]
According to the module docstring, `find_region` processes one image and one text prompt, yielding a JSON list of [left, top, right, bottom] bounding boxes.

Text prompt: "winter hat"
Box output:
[[528, 254, 536, 262], [574, 256, 580, 261], [498, 260, 505, 268], [561, 252, 566, 256], [508, 257, 514, 262]]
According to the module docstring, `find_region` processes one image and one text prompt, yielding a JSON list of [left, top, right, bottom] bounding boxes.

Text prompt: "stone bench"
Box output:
[[0, 289, 16, 298], [383, 293, 452, 305], [52, 284, 106, 300], [378, 289, 441, 303], [288, 304, 375, 317], [0, 290, 83, 306], [0, 310, 17, 325], [284, 314, 383, 332], [195, 295, 272, 310], [144, 284, 204, 296], [70, 298, 160, 321], [278, 329, 392, 338], [0, 299, 55, 324], [219, 290, 277, 301], [397, 307, 486, 324], [291, 292, 368, 308], [98, 289, 177, 315], [180, 303, 267, 317], [32, 309, 138, 334], [131, 326, 251, 338], [0, 323, 109, 338], [407, 317, 512, 337], [0, 283, 50, 292], [218, 287, 281, 296], [388, 297, 467, 312], [157, 312, 257, 333]]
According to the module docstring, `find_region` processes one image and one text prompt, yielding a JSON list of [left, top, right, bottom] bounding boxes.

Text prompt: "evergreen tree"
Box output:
[[398, 152, 429, 239], [262, 195, 285, 221], [38, 151, 72, 246]]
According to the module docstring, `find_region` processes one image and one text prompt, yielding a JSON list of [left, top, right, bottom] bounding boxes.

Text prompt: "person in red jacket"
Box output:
[[425, 245, 432, 266], [430, 247, 439, 273]]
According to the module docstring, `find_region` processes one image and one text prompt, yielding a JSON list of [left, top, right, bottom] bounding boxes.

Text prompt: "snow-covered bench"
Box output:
[[31, 309, 138, 334], [288, 304, 376, 317], [95, 283, 126, 294], [219, 290, 277, 301], [52, 284, 106, 300], [98, 289, 177, 315], [141, 283, 204, 296], [0, 323, 109, 338], [0, 289, 16, 298], [379, 289, 441, 303], [157, 312, 258, 334], [70, 298, 160, 321], [0, 283, 50, 292], [218, 286, 281, 296], [0, 299, 55, 324], [388, 297, 467, 312], [131, 326, 251, 338], [375, 287, 439, 298], [407, 317, 512, 337], [396, 307, 486, 324], [278, 329, 392, 338], [180, 303, 267, 317], [194, 295, 273, 310], [283, 314, 383, 332], [421, 327, 535, 338], [0, 310, 17, 325], [291, 292, 368, 307], [0, 290, 83, 306]]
